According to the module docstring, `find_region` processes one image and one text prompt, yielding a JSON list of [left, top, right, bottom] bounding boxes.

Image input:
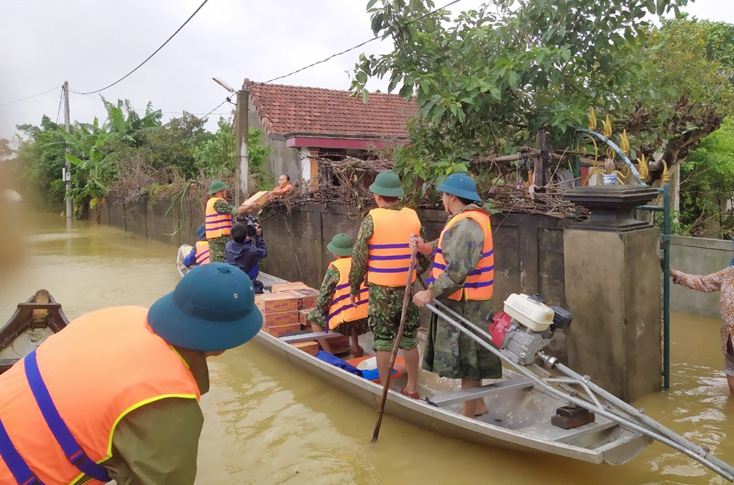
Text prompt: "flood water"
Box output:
[[1, 211, 732, 484]]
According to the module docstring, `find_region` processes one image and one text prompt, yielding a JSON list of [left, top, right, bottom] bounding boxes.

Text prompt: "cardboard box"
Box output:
[[270, 281, 312, 293], [290, 340, 319, 356], [299, 308, 314, 326], [255, 292, 299, 313], [291, 288, 319, 309], [263, 310, 299, 327], [244, 190, 270, 208], [267, 322, 302, 338]]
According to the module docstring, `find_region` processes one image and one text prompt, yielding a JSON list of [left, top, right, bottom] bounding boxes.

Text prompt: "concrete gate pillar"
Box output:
[[563, 185, 661, 402]]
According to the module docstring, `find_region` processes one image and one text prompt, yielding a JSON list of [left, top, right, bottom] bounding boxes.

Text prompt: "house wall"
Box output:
[[247, 97, 302, 187]]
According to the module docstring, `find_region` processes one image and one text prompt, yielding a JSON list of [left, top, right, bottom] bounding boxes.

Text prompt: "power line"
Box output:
[[263, 0, 463, 85], [0, 86, 61, 108], [79, 0, 210, 95], [55, 89, 64, 124]]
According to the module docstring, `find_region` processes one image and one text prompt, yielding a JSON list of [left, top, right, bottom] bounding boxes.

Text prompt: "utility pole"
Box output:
[[63, 81, 72, 221], [234, 83, 249, 205]]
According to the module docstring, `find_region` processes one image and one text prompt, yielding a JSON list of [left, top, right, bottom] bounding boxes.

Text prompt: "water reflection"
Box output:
[[0, 212, 731, 484]]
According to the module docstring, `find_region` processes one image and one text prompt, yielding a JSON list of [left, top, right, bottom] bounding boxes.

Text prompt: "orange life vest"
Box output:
[[195, 240, 211, 265], [0, 306, 200, 485], [205, 196, 233, 239], [327, 257, 368, 330], [366, 207, 421, 287], [428, 209, 494, 301]]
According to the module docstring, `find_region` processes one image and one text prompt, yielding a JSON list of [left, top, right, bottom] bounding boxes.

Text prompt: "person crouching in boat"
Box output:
[[308, 233, 370, 357], [182, 224, 211, 269], [411, 173, 502, 418], [0, 263, 262, 484], [670, 256, 734, 395], [348, 171, 430, 399]]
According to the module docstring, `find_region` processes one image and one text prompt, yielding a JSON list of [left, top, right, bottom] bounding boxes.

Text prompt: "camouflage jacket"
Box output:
[[671, 265, 734, 356], [213, 199, 238, 216], [308, 264, 340, 328], [428, 204, 490, 300], [349, 205, 430, 297]]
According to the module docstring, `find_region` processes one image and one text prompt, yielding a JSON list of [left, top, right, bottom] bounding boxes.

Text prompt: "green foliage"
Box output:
[[679, 117, 734, 238], [350, 0, 698, 197], [14, 117, 67, 209], [193, 118, 273, 188]]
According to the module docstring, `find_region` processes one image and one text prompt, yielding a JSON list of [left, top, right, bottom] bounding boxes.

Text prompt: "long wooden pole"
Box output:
[[371, 246, 418, 442]]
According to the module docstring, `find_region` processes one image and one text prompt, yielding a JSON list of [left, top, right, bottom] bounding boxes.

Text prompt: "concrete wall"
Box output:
[[247, 98, 301, 185], [670, 235, 732, 318], [258, 205, 570, 313]]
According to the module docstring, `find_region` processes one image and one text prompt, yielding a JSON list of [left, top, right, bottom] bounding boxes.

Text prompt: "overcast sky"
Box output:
[[1, 0, 732, 143]]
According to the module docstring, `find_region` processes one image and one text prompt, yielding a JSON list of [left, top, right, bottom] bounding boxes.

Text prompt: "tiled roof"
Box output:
[[246, 80, 416, 140]]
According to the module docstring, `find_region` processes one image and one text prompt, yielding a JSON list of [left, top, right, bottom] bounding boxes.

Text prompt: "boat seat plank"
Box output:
[[431, 378, 534, 407], [17, 303, 62, 309], [279, 331, 345, 343], [520, 416, 617, 444]]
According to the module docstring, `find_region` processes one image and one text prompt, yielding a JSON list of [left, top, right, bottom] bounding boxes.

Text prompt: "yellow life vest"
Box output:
[[0, 306, 200, 485], [195, 240, 211, 265], [205, 196, 233, 239], [366, 207, 421, 287], [327, 257, 369, 330], [428, 209, 494, 301]]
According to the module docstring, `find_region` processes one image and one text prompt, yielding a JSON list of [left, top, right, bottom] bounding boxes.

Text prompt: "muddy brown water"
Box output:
[[0, 212, 732, 484]]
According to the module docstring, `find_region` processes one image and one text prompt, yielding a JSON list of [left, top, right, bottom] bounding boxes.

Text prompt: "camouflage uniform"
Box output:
[[308, 264, 369, 336], [422, 204, 502, 381], [207, 199, 238, 263], [349, 207, 430, 352]]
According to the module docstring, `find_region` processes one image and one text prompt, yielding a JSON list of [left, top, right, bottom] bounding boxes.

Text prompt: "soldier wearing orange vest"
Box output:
[[308, 233, 369, 356], [348, 171, 430, 399], [206, 180, 259, 263], [412, 173, 502, 418], [181, 225, 211, 269], [0, 263, 262, 484]]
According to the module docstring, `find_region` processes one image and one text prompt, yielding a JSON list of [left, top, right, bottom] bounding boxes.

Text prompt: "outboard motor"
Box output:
[[488, 293, 572, 365]]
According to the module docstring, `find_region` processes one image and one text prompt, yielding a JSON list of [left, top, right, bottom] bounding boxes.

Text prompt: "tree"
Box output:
[[350, 0, 696, 194], [679, 116, 734, 238], [14, 117, 67, 210]]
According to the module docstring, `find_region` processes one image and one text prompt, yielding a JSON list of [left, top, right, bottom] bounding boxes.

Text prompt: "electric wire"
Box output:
[[263, 0, 463, 85], [0, 86, 61, 108], [79, 0, 210, 95], [55, 89, 64, 125]]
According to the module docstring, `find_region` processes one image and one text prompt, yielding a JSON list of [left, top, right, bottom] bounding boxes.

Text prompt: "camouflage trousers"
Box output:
[[422, 297, 502, 381], [367, 284, 420, 352], [208, 237, 228, 263]]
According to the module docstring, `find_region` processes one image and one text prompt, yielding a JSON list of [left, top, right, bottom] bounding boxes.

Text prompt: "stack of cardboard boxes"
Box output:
[[255, 281, 352, 355], [255, 281, 321, 355]]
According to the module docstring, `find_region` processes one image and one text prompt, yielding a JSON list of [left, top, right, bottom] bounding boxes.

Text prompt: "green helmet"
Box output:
[[208, 180, 229, 196], [369, 171, 404, 197], [326, 233, 354, 256]]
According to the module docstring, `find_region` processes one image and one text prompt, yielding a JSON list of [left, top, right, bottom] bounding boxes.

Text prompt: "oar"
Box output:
[[372, 245, 418, 443]]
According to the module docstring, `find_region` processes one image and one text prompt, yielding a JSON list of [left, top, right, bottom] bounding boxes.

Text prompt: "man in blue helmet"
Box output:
[[0, 263, 262, 484], [411, 173, 502, 418]]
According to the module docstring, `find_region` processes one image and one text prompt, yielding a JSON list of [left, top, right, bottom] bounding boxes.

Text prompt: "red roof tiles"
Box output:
[[246, 80, 416, 140]]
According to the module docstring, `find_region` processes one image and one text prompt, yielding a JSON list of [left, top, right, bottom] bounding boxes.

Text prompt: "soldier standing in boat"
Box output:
[[0, 263, 262, 484], [205, 180, 258, 263], [308, 233, 370, 356], [411, 173, 502, 418], [349, 171, 430, 399]]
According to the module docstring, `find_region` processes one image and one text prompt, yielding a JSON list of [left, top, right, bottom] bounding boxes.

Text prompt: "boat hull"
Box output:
[[253, 330, 649, 465]]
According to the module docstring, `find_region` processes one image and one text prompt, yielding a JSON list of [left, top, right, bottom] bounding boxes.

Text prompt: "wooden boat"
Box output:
[[0, 290, 69, 374]]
